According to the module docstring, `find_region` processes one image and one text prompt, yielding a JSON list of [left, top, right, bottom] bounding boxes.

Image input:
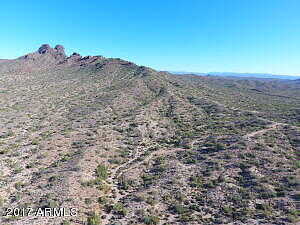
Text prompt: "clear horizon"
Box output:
[[169, 71, 300, 77], [1, 0, 299, 76]]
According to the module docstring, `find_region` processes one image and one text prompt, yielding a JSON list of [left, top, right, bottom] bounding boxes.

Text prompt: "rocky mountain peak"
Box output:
[[37, 44, 66, 57], [38, 44, 52, 54], [54, 45, 66, 56], [54, 44, 64, 51]]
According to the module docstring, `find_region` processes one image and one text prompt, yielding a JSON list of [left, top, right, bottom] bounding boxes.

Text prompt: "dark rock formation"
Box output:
[[37, 44, 66, 58], [38, 44, 52, 54], [65, 52, 82, 63], [71, 52, 81, 57], [54, 45, 66, 57], [70, 52, 81, 59]]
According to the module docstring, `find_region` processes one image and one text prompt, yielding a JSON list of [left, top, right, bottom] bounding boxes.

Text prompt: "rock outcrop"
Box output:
[[38, 44, 52, 54]]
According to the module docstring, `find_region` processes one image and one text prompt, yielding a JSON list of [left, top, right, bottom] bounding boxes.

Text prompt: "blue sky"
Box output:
[[0, 0, 299, 75]]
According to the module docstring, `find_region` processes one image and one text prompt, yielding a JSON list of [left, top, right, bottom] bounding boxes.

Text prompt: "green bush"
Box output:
[[95, 164, 108, 180], [113, 203, 127, 216], [87, 212, 101, 225], [171, 204, 189, 214], [97, 196, 108, 204], [222, 206, 233, 215], [286, 214, 299, 223], [189, 176, 203, 188], [141, 174, 157, 187], [143, 215, 160, 224]]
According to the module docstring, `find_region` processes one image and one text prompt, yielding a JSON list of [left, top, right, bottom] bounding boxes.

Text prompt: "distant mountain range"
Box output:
[[169, 71, 300, 80]]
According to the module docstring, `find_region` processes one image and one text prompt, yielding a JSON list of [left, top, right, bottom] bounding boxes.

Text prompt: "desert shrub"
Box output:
[[113, 203, 127, 216], [14, 167, 23, 174], [151, 164, 166, 174], [98, 182, 111, 193], [285, 176, 298, 186], [171, 204, 189, 214], [31, 139, 39, 145], [204, 180, 217, 189], [87, 212, 101, 225], [0, 149, 9, 154], [14, 181, 25, 190], [108, 158, 122, 164], [189, 176, 203, 188], [39, 198, 59, 209], [118, 176, 134, 190], [204, 142, 225, 152], [177, 150, 203, 164], [259, 190, 277, 199], [97, 196, 108, 204], [95, 164, 108, 180], [294, 160, 300, 169], [286, 209, 300, 223], [179, 214, 194, 222], [85, 198, 93, 205], [119, 149, 130, 157], [287, 214, 299, 223], [222, 206, 233, 215], [189, 204, 200, 212], [141, 174, 157, 187], [143, 215, 160, 224], [0, 130, 14, 139], [245, 152, 256, 158], [146, 196, 158, 206], [255, 203, 271, 211], [174, 192, 186, 202], [133, 194, 146, 202]]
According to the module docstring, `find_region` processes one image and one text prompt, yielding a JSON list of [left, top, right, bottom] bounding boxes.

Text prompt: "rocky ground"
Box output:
[[0, 45, 299, 225]]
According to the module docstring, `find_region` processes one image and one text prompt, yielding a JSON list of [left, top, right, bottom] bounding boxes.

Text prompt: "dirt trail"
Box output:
[[244, 122, 280, 138], [101, 146, 185, 224], [106, 147, 183, 197]]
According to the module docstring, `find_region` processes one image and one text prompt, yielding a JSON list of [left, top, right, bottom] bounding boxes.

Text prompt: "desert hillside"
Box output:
[[0, 45, 299, 225]]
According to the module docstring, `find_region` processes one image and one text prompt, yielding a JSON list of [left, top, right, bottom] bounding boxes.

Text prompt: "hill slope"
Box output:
[[0, 45, 299, 225]]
